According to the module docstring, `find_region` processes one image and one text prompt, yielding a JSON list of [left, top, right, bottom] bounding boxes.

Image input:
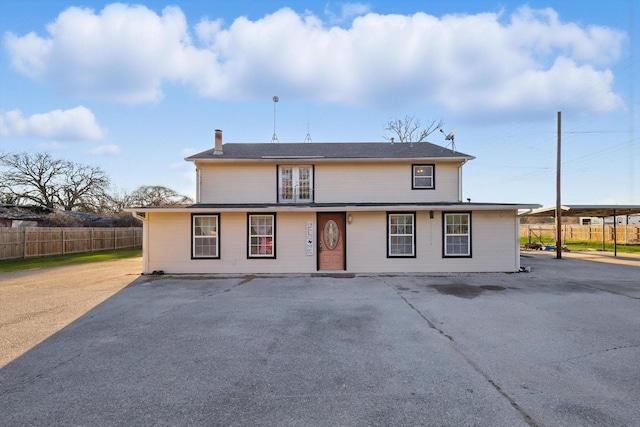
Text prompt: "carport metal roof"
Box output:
[[523, 205, 640, 218], [522, 205, 640, 257]]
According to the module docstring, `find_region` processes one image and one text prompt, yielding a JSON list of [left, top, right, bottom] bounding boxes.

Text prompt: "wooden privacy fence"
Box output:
[[520, 224, 640, 244], [0, 227, 142, 260]]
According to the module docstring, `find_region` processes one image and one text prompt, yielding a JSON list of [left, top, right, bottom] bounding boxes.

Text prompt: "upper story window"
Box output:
[[278, 165, 313, 203], [443, 212, 471, 257], [412, 164, 435, 189]]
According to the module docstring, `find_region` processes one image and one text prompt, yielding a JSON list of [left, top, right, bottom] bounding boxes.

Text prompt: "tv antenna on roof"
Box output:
[[271, 96, 279, 143], [439, 128, 456, 152], [304, 121, 312, 143]]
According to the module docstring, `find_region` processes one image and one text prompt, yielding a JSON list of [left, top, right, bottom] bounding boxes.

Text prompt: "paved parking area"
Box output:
[[0, 258, 142, 367], [1, 252, 639, 426]]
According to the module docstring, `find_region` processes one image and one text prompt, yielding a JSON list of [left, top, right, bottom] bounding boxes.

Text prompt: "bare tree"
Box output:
[[0, 152, 110, 211], [59, 163, 110, 211], [0, 152, 66, 208], [100, 186, 135, 213], [383, 115, 443, 143], [129, 185, 193, 207]]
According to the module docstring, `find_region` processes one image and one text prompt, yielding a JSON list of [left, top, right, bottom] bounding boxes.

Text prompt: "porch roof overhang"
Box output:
[[523, 205, 640, 218], [126, 202, 540, 215]]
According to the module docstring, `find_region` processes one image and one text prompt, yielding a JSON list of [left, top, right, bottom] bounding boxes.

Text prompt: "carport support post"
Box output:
[[555, 111, 562, 259], [613, 209, 617, 257]]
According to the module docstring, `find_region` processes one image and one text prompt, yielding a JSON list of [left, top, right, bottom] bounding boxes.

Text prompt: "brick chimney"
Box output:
[[213, 129, 223, 155]]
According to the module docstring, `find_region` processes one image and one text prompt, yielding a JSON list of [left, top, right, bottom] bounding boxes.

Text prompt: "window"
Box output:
[[387, 212, 416, 257], [278, 165, 313, 203], [412, 164, 434, 189], [248, 214, 276, 258], [192, 214, 219, 259], [443, 213, 471, 257]]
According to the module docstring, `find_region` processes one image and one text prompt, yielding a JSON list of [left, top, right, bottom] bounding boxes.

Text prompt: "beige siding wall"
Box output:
[[147, 211, 317, 274], [434, 210, 520, 272], [145, 209, 520, 274], [197, 161, 461, 204], [316, 162, 460, 203], [345, 210, 519, 273], [199, 163, 276, 203], [146, 212, 191, 273]]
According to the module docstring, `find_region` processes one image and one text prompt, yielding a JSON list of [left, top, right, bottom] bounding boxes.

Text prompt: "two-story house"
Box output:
[[128, 130, 538, 274]]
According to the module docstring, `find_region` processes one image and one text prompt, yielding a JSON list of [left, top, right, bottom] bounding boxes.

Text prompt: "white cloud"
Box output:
[[4, 4, 626, 118], [4, 4, 197, 103], [324, 2, 371, 24], [0, 105, 106, 140], [89, 144, 120, 156]]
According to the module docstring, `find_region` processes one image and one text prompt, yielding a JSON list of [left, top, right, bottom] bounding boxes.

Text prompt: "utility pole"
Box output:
[[556, 111, 562, 259]]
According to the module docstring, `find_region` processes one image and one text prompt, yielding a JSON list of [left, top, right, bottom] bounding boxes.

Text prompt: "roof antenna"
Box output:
[[304, 121, 312, 143], [439, 128, 456, 152], [271, 96, 279, 143]]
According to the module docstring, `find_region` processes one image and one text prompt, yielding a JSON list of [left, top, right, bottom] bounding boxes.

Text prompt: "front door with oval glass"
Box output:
[[318, 213, 345, 270]]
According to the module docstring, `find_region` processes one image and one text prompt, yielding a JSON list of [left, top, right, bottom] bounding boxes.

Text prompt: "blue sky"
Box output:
[[0, 0, 637, 208]]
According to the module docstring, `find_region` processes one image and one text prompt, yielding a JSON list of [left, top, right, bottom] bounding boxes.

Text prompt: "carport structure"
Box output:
[[523, 205, 640, 256]]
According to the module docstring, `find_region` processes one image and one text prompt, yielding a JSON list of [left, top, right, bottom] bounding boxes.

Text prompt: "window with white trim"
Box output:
[[443, 213, 471, 257], [192, 214, 219, 259], [278, 165, 313, 203], [248, 214, 275, 258], [412, 164, 434, 189], [388, 212, 416, 257]]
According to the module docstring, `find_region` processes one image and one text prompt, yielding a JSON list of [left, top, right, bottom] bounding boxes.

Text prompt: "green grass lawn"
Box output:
[[0, 248, 142, 273], [520, 237, 640, 254]]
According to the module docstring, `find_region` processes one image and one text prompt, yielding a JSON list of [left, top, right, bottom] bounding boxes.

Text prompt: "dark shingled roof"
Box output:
[[186, 142, 474, 161]]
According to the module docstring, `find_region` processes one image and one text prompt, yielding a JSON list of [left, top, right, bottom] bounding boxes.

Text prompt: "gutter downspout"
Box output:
[[197, 167, 201, 203], [515, 212, 521, 271], [458, 160, 467, 202], [131, 211, 149, 275]]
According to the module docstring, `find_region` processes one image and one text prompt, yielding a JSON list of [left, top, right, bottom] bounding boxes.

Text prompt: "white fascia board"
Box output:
[[124, 203, 540, 214], [185, 156, 474, 165]]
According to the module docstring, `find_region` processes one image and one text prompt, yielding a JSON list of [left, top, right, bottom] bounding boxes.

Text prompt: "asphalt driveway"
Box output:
[[1, 252, 639, 426]]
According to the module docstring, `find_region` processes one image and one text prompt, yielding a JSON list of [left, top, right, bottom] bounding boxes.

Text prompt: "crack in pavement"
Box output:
[[566, 281, 640, 300], [545, 343, 640, 365], [379, 278, 540, 427], [0, 353, 82, 397]]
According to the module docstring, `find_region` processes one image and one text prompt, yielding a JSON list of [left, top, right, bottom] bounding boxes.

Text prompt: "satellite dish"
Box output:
[[439, 128, 457, 152], [273, 96, 279, 102]]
